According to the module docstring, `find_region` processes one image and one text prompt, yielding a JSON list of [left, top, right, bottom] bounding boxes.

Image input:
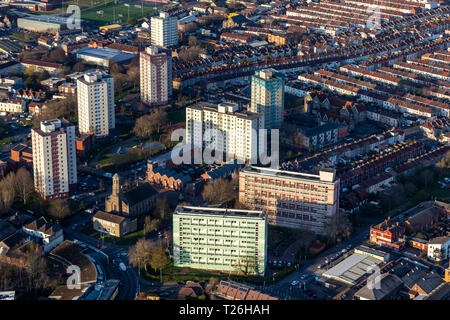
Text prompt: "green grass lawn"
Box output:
[[81, 2, 158, 24], [115, 229, 145, 245], [141, 264, 297, 284], [32, 0, 160, 25], [87, 228, 145, 245]]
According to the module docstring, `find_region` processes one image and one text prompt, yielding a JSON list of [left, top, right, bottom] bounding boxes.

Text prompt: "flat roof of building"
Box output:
[[241, 166, 337, 183], [187, 101, 263, 120], [81, 279, 120, 300], [174, 206, 265, 220], [75, 47, 136, 62], [18, 15, 72, 25]]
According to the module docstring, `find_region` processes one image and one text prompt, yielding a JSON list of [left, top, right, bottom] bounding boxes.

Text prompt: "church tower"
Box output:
[[112, 173, 121, 195]]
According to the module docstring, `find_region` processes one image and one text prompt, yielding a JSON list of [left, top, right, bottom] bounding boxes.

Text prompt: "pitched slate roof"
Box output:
[[0, 220, 15, 241], [354, 273, 403, 300], [405, 207, 440, 228], [23, 217, 62, 236], [94, 211, 125, 225], [122, 183, 158, 206], [402, 269, 443, 294]]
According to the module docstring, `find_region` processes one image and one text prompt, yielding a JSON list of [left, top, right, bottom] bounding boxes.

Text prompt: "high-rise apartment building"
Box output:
[[250, 68, 284, 129], [140, 46, 172, 106], [77, 71, 115, 137], [32, 119, 77, 200], [186, 101, 263, 162], [151, 12, 178, 47], [173, 206, 267, 275], [239, 167, 340, 234]]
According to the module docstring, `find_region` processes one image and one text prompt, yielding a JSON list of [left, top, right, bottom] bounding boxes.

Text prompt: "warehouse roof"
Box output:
[[323, 253, 383, 285]]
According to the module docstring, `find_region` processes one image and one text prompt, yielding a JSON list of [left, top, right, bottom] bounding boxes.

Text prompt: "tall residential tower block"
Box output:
[[32, 119, 77, 200]]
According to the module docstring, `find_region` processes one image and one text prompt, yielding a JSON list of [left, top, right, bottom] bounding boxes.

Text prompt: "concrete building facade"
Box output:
[[77, 71, 115, 137], [250, 68, 284, 129], [239, 166, 340, 234], [186, 101, 264, 162], [151, 12, 178, 47], [173, 206, 267, 275], [32, 119, 77, 200], [140, 46, 172, 106]]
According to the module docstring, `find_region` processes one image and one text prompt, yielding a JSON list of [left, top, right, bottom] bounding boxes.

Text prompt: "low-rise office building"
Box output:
[[93, 211, 137, 237]]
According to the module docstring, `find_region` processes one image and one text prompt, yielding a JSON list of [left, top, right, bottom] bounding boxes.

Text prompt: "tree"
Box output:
[[49, 200, 70, 220], [0, 172, 16, 215], [128, 238, 154, 272], [293, 228, 316, 259], [113, 73, 127, 95], [133, 110, 168, 139], [145, 217, 161, 234], [149, 244, 170, 282], [110, 62, 125, 75], [188, 35, 198, 47], [33, 96, 78, 127], [37, 70, 50, 82], [202, 178, 236, 204], [15, 168, 33, 205], [72, 61, 87, 73], [178, 46, 202, 63], [126, 65, 139, 89], [25, 243, 48, 293], [152, 109, 168, 134], [47, 48, 66, 63], [324, 211, 351, 246]]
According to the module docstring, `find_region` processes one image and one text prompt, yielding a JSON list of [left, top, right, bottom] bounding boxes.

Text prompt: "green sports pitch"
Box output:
[[42, 0, 163, 24], [80, 1, 160, 24]]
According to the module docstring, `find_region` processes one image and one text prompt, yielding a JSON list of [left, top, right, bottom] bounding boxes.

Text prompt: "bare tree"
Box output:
[[293, 228, 316, 259], [202, 178, 236, 204], [25, 242, 47, 293], [15, 168, 33, 205], [128, 238, 154, 272], [0, 172, 16, 215], [49, 200, 70, 220]]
